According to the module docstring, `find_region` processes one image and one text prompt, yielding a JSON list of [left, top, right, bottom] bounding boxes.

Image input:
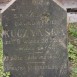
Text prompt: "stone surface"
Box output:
[[57, 0, 77, 8], [2, 0, 69, 77], [0, 0, 11, 3]]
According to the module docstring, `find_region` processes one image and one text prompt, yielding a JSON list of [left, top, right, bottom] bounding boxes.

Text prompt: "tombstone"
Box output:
[[1, 0, 69, 77]]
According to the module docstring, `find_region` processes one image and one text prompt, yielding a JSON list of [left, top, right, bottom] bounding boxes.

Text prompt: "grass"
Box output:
[[68, 23, 77, 77], [0, 23, 10, 77], [0, 22, 4, 77]]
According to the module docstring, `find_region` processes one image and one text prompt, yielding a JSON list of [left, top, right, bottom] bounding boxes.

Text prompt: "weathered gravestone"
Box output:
[[1, 0, 69, 77]]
